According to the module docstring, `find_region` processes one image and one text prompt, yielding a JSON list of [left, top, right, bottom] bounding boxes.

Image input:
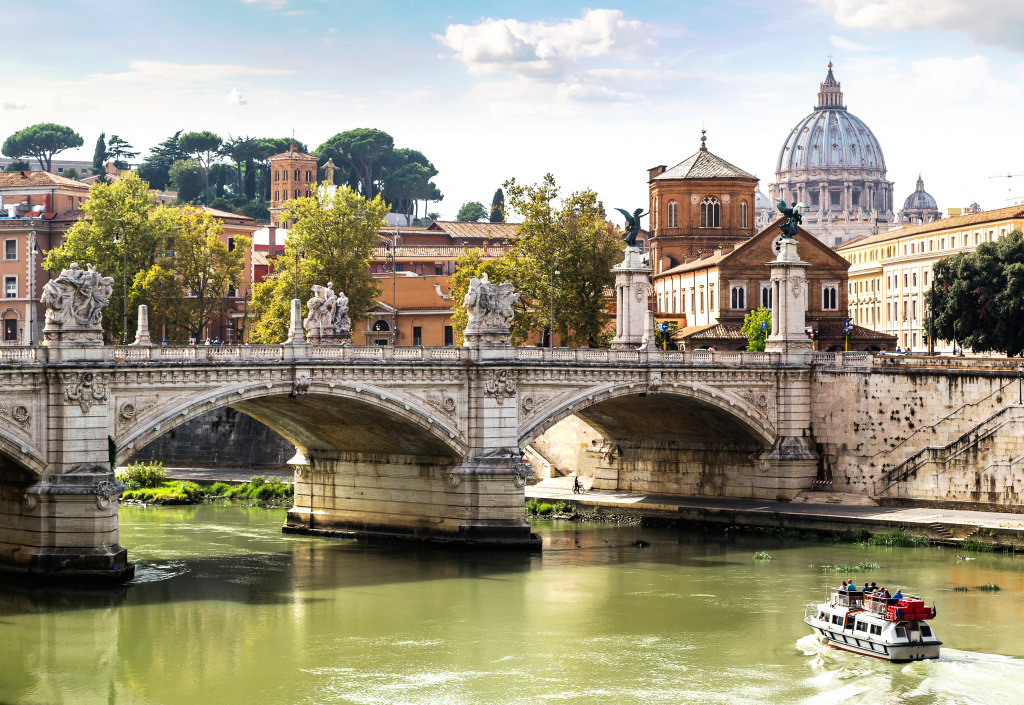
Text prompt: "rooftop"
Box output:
[[653, 147, 756, 181], [0, 171, 91, 190], [427, 220, 521, 241], [836, 205, 1024, 251]]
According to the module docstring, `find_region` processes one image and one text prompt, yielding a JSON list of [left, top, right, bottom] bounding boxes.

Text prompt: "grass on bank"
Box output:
[[117, 463, 293, 505]]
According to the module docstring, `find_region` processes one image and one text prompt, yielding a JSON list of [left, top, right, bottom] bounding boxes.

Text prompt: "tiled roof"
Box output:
[[51, 209, 85, 223], [0, 171, 91, 190], [653, 148, 756, 181], [193, 206, 256, 223], [659, 248, 735, 276], [252, 250, 269, 266], [429, 221, 521, 240], [835, 205, 1024, 251], [268, 149, 317, 161], [678, 323, 746, 340], [817, 321, 896, 341]]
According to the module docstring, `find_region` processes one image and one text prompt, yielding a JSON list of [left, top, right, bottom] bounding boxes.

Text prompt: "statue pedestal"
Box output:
[[610, 246, 651, 350], [304, 322, 351, 345], [42, 323, 104, 348], [463, 327, 511, 350], [765, 237, 812, 360]]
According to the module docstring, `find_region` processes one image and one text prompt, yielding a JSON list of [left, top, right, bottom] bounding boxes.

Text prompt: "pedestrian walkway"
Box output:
[[526, 485, 1024, 546]]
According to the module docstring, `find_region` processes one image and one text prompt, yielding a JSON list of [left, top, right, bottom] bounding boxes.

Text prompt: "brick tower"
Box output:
[[269, 144, 319, 228]]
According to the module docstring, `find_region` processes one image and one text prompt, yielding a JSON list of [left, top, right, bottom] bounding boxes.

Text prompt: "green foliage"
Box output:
[[952, 585, 970, 592], [121, 480, 202, 504], [977, 582, 1001, 591], [868, 528, 931, 547], [448, 249, 527, 345], [553, 501, 574, 515], [207, 482, 232, 496], [381, 148, 442, 225], [457, 201, 487, 222], [960, 538, 994, 552], [818, 561, 880, 573], [137, 130, 189, 190], [490, 188, 505, 223], [655, 321, 679, 350], [107, 134, 138, 170], [117, 461, 167, 490], [179, 131, 222, 199], [62, 168, 80, 180], [140, 206, 249, 342], [3, 159, 30, 172], [91, 132, 107, 179], [43, 171, 177, 343], [2, 122, 84, 171], [525, 498, 542, 515], [169, 159, 205, 202], [753, 551, 772, 561], [741, 306, 772, 352], [932, 229, 1024, 356], [223, 477, 293, 501], [536, 503, 554, 515], [250, 185, 387, 343], [316, 128, 394, 198]]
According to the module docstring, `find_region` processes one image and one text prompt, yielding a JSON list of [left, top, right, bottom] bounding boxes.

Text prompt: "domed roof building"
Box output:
[[897, 175, 941, 225], [753, 186, 776, 232], [769, 64, 894, 247]]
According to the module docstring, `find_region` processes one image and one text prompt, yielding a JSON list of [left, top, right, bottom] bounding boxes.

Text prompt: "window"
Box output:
[[294, 189, 300, 199], [761, 283, 772, 309], [690, 288, 695, 314], [227, 285, 236, 297], [4, 276, 16, 298], [912, 272, 917, 287], [444, 325, 453, 346], [4, 240, 15, 260], [435, 264, 443, 276], [227, 237, 235, 252], [413, 326, 422, 346], [699, 197, 721, 228], [924, 270, 929, 286], [709, 283, 715, 311], [699, 286, 705, 313], [855, 622, 867, 632], [274, 171, 279, 182], [730, 285, 746, 310], [667, 200, 678, 228], [921, 626, 933, 638], [870, 625, 882, 636], [274, 191, 279, 201], [306, 170, 312, 181], [831, 615, 843, 626], [822, 285, 837, 310], [395, 263, 404, 272], [282, 170, 288, 182], [741, 201, 748, 229], [3, 318, 16, 341], [294, 169, 300, 180]]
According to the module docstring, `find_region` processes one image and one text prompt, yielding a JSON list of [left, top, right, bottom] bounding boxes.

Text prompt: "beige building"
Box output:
[[835, 204, 1024, 352]]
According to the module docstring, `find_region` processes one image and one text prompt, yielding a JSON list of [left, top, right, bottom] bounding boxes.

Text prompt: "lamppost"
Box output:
[[383, 235, 397, 346], [1018, 364, 1022, 405], [112, 220, 128, 344], [292, 247, 305, 301], [549, 259, 559, 348], [27, 231, 36, 345]]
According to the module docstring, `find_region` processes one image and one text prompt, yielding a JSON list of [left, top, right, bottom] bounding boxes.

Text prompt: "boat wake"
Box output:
[[795, 635, 1024, 704]]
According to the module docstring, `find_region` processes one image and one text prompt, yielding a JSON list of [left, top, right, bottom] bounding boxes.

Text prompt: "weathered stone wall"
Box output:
[[810, 367, 1018, 496], [130, 407, 294, 469], [528, 415, 603, 479]]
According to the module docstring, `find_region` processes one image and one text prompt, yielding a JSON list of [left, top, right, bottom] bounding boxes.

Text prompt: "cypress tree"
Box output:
[[490, 187, 505, 223], [92, 132, 107, 183]]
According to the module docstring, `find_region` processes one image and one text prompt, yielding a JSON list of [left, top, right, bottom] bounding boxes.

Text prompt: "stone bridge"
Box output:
[[0, 340, 849, 581]]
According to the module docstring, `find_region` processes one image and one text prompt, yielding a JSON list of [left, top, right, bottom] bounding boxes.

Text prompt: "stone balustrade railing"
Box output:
[[0, 344, 886, 368]]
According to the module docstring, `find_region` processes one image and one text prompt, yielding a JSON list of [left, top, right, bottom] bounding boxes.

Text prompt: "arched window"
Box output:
[[274, 190, 279, 201], [822, 285, 838, 310], [274, 171, 279, 182], [667, 200, 678, 228], [730, 285, 746, 310], [282, 170, 288, 182], [700, 197, 720, 228], [294, 189, 300, 199], [761, 283, 772, 309], [294, 169, 300, 180], [741, 201, 748, 229], [305, 170, 312, 181]]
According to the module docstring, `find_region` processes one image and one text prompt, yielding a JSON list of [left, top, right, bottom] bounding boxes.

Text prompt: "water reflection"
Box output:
[[2, 506, 1024, 705]]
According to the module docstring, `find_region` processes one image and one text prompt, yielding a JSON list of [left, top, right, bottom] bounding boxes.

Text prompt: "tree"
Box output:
[[316, 128, 393, 198], [3, 160, 30, 172], [490, 188, 505, 223], [169, 159, 205, 203], [456, 201, 487, 222], [250, 185, 389, 343], [503, 174, 621, 347], [137, 130, 189, 190], [178, 131, 222, 201], [932, 229, 1024, 356], [2, 123, 84, 172], [106, 135, 139, 170], [43, 171, 176, 343], [381, 148, 442, 225], [62, 168, 80, 181], [91, 132, 107, 182], [251, 137, 308, 201], [741, 306, 772, 352], [141, 207, 249, 342]]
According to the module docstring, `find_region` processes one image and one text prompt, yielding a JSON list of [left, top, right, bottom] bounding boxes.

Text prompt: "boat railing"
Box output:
[[831, 590, 865, 608]]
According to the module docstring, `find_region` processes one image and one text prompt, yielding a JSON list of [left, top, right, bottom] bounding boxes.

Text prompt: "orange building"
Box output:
[[190, 206, 259, 344], [268, 145, 318, 228], [0, 171, 90, 344], [648, 135, 758, 273]]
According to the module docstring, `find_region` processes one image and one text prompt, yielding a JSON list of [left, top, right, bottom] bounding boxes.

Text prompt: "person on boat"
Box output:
[[840, 580, 848, 590], [893, 588, 903, 599], [847, 580, 858, 591]]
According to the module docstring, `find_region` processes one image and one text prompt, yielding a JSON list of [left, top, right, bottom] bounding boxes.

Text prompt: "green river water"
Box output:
[[3, 504, 1024, 704]]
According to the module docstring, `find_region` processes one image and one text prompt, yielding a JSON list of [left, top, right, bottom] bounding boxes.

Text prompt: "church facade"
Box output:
[[769, 64, 894, 247]]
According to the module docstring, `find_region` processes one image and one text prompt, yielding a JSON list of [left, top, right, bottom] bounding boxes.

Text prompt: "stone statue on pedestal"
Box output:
[[41, 263, 114, 346], [303, 281, 351, 344], [775, 198, 809, 240], [615, 207, 648, 248], [462, 273, 518, 348]]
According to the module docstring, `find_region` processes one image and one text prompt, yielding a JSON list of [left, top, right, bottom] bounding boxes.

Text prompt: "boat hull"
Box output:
[[805, 619, 941, 663]]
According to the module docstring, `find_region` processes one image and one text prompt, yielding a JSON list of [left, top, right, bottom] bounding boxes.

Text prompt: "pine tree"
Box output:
[[490, 188, 505, 223], [92, 132, 107, 182]]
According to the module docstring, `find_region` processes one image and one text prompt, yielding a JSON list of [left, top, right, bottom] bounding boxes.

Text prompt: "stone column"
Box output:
[[758, 237, 817, 500], [131, 304, 152, 346], [284, 298, 305, 345], [610, 247, 651, 350]]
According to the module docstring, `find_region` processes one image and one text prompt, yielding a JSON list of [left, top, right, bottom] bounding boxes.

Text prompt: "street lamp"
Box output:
[[383, 234, 397, 346], [292, 248, 305, 301], [1018, 364, 1022, 405], [27, 231, 37, 345], [549, 259, 559, 348], [112, 220, 128, 344]]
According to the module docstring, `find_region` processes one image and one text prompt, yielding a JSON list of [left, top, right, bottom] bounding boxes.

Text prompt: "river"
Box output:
[[3, 504, 1024, 704]]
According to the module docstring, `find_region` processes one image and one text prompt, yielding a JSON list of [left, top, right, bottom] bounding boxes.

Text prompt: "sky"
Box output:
[[2, 0, 1023, 221]]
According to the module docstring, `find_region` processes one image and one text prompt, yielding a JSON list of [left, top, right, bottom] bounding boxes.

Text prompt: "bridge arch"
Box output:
[[114, 379, 468, 467], [0, 427, 46, 477], [519, 381, 777, 450]]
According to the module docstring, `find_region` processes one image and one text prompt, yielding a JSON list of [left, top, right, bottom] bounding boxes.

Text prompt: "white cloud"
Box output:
[[225, 87, 247, 105], [2, 100, 28, 110], [242, 0, 287, 9], [89, 61, 293, 84], [813, 0, 1024, 50], [435, 9, 656, 78]]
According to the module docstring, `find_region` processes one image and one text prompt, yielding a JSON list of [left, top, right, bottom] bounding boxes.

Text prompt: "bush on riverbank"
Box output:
[[121, 480, 202, 504], [205, 476, 294, 501], [117, 462, 167, 490], [120, 475, 293, 505], [867, 528, 931, 547], [526, 499, 575, 517]]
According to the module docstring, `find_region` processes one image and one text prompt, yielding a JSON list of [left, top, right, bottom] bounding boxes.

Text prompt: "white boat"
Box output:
[[804, 588, 941, 662]]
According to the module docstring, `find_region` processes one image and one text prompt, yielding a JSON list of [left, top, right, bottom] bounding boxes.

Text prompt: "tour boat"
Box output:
[[803, 588, 941, 662]]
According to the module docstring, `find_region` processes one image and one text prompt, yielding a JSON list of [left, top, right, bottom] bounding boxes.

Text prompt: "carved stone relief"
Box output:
[[520, 393, 551, 421], [426, 390, 458, 419], [117, 397, 159, 431], [0, 400, 30, 429], [63, 372, 107, 414], [483, 369, 517, 405]]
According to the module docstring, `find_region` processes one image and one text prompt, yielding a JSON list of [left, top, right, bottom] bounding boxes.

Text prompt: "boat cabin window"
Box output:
[[870, 625, 882, 636], [831, 615, 843, 626], [895, 627, 907, 639], [855, 622, 867, 632], [921, 626, 933, 637]]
